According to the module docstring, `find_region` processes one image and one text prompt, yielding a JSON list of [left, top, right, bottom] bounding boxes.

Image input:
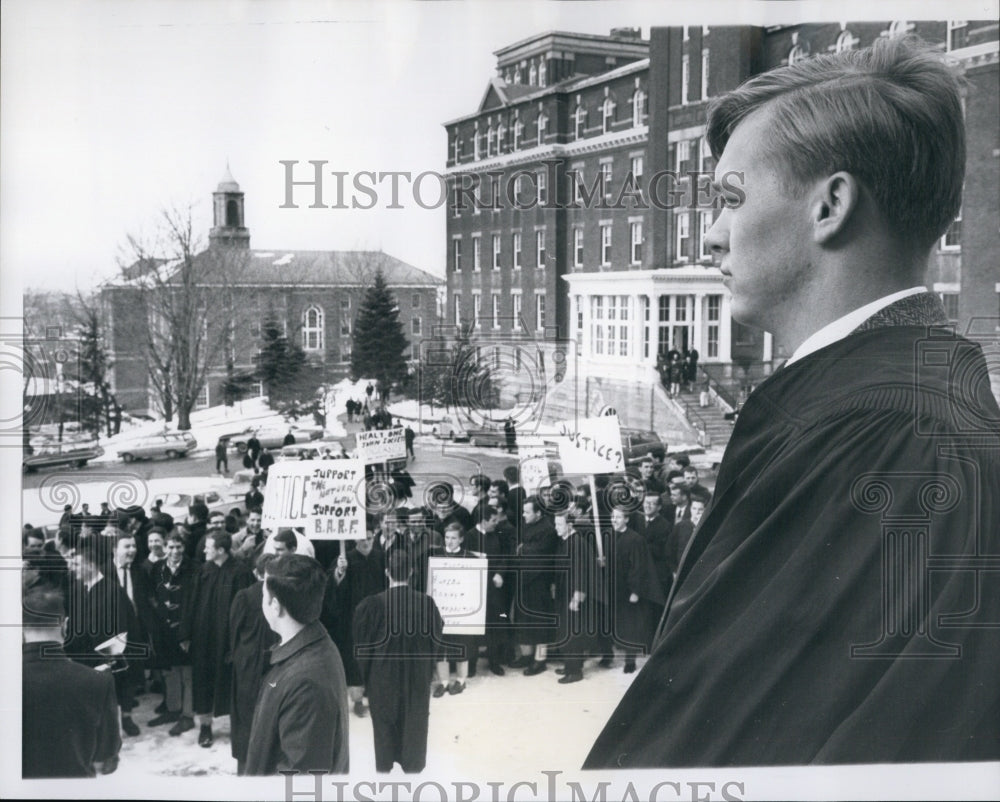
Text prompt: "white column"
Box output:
[[762, 331, 773, 362], [581, 291, 591, 360], [630, 294, 642, 362], [720, 292, 733, 362], [692, 292, 703, 355]]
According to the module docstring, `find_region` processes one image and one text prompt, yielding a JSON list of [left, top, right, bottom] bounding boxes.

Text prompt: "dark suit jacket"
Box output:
[[23, 641, 121, 778]]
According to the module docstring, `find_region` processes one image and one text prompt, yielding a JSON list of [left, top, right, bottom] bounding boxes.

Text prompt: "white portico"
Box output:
[[563, 267, 772, 384]]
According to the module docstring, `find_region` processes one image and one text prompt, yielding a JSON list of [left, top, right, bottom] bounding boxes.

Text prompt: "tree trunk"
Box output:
[[177, 405, 191, 431]]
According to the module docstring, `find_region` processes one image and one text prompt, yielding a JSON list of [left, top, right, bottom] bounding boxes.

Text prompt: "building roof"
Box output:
[[216, 164, 240, 193], [185, 248, 444, 288]]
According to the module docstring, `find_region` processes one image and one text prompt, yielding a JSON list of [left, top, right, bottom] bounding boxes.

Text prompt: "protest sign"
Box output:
[[519, 445, 551, 495], [554, 414, 625, 474], [262, 458, 365, 540], [355, 426, 407, 463], [427, 556, 489, 635]]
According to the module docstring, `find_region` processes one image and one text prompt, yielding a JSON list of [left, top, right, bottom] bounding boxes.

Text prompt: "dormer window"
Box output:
[[529, 63, 537, 85]]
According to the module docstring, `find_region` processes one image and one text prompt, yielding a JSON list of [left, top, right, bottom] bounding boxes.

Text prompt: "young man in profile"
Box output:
[[245, 554, 349, 775], [586, 35, 1000, 768]]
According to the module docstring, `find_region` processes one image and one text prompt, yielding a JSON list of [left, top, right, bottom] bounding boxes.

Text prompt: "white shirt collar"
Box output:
[[786, 287, 927, 366]]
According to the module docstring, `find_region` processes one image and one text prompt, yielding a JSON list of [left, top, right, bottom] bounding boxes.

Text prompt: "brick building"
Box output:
[[104, 169, 444, 415], [443, 21, 999, 414]]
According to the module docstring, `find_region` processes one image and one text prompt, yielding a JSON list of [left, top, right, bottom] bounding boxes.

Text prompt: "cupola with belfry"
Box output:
[[209, 164, 250, 249]]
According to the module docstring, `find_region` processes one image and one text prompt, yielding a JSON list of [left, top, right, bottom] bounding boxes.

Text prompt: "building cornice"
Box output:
[[445, 127, 649, 175]]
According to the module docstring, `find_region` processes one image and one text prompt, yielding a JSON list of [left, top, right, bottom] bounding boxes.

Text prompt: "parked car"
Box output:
[[621, 428, 666, 464], [118, 431, 197, 463], [275, 444, 321, 461], [430, 416, 462, 441], [155, 487, 241, 523], [228, 424, 325, 453], [23, 441, 104, 473], [466, 424, 508, 448]]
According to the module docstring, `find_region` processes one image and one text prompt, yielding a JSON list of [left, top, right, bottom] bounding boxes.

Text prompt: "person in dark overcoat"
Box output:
[[352, 551, 443, 774], [321, 531, 386, 717], [229, 553, 280, 774], [23, 587, 121, 778], [511, 496, 559, 675], [179, 531, 253, 748], [609, 507, 665, 673]]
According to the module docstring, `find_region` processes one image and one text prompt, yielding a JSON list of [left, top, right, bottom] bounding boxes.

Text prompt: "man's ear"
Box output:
[[812, 171, 860, 244]]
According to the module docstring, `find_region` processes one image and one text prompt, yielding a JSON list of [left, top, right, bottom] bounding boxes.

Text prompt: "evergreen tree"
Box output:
[[255, 319, 317, 406], [350, 268, 409, 389]]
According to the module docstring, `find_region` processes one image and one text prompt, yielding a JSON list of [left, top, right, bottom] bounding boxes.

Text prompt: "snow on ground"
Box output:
[[97, 652, 643, 782]]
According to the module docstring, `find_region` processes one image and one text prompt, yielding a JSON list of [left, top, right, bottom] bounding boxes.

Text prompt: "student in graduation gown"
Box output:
[[353, 551, 444, 774], [229, 553, 280, 774], [510, 496, 560, 675], [585, 37, 1000, 768]]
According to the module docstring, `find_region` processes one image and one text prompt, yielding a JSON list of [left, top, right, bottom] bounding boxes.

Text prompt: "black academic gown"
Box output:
[[609, 527, 665, 653], [586, 322, 1000, 767], [353, 585, 443, 773], [512, 516, 560, 645], [229, 581, 280, 766], [179, 556, 253, 716]]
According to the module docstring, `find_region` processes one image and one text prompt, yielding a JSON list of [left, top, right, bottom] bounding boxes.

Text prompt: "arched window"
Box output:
[[574, 103, 586, 140], [487, 125, 495, 156], [632, 89, 645, 126], [788, 43, 807, 65], [513, 66, 521, 84], [474, 123, 481, 160], [528, 63, 537, 85], [225, 199, 240, 227], [537, 112, 548, 146], [302, 305, 324, 352], [538, 60, 547, 87], [512, 113, 522, 149], [835, 30, 858, 52], [497, 123, 506, 153], [602, 97, 615, 134], [888, 20, 911, 38]]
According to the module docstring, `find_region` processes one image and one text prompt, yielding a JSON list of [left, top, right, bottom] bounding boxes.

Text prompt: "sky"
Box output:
[[4, 0, 993, 302]]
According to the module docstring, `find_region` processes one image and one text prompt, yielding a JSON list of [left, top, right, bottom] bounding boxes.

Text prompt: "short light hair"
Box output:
[[707, 35, 965, 251]]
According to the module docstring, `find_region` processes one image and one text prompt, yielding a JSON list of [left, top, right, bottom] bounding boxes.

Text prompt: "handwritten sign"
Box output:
[[355, 427, 407, 464], [555, 415, 624, 473], [263, 459, 365, 540], [519, 446, 551, 495], [427, 556, 488, 635]]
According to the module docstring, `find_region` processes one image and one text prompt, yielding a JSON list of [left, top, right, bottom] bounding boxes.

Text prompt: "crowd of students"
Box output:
[[21, 449, 711, 777]]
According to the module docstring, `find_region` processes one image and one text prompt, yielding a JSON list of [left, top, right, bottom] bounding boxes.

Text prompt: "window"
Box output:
[[537, 170, 547, 204], [473, 235, 482, 271], [939, 293, 959, 323], [195, 384, 210, 410], [575, 295, 584, 345], [788, 44, 807, 65], [492, 292, 501, 329], [528, 63, 537, 85], [940, 210, 962, 251], [681, 54, 690, 105], [452, 238, 462, 272], [474, 124, 481, 160], [630, 222, 642, 264], [512, 232, 522, 269], [537, 113, 547, 146], [676, 212, 691, 261], [591, 295, 631, 357], [948, 21, 969, 51], [701, 49, 710, 98], [574, 228, 584, 267], [641, 295, 650, 359], [676, 139, 693, 173], [412, 293, 420, 309], [535, 230, 545, 268], [699, 211, 715, 260], [513, 66, 521, 84], [302, 305, 324, 351], [538, 60, 546, 86], [472, 292, 482, 328], [340, 344, 351, 363], [497, 123, 506, 153], [513, 115, 523, 149], [454, 295, 461, 326], [452, 135, 461, 164], [600, 162, 613, 202], [632, 89, 645, 126], [535, 293, 545, 331], [602, 97, 615, 134], [492, 235, 501, 270], [574, 102, 586, 139], [700, 136, 715, 174], [340, 297, 350, 313], [487, 125, 495, 156], [631, 155, 644, 187], [573, 168, 585, 204], [411, 317, 422, 335], [706, 294, 721, 358], [512, 292, 523, 331], [601, 224, 612, 266], [340, 314, 351, 337], [887, 21, 911, 38]]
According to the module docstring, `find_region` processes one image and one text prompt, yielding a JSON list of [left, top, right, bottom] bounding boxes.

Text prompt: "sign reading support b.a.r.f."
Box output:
[[555, 415, 625, 473], [262, 458, 365, 540], [355, 426, 407, 463]]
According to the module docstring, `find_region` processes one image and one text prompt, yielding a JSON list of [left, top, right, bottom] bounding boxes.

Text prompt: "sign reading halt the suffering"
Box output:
[[262, 458, 365, 540], [355, 426, 407, 464], [427, 556, 489, 635]]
